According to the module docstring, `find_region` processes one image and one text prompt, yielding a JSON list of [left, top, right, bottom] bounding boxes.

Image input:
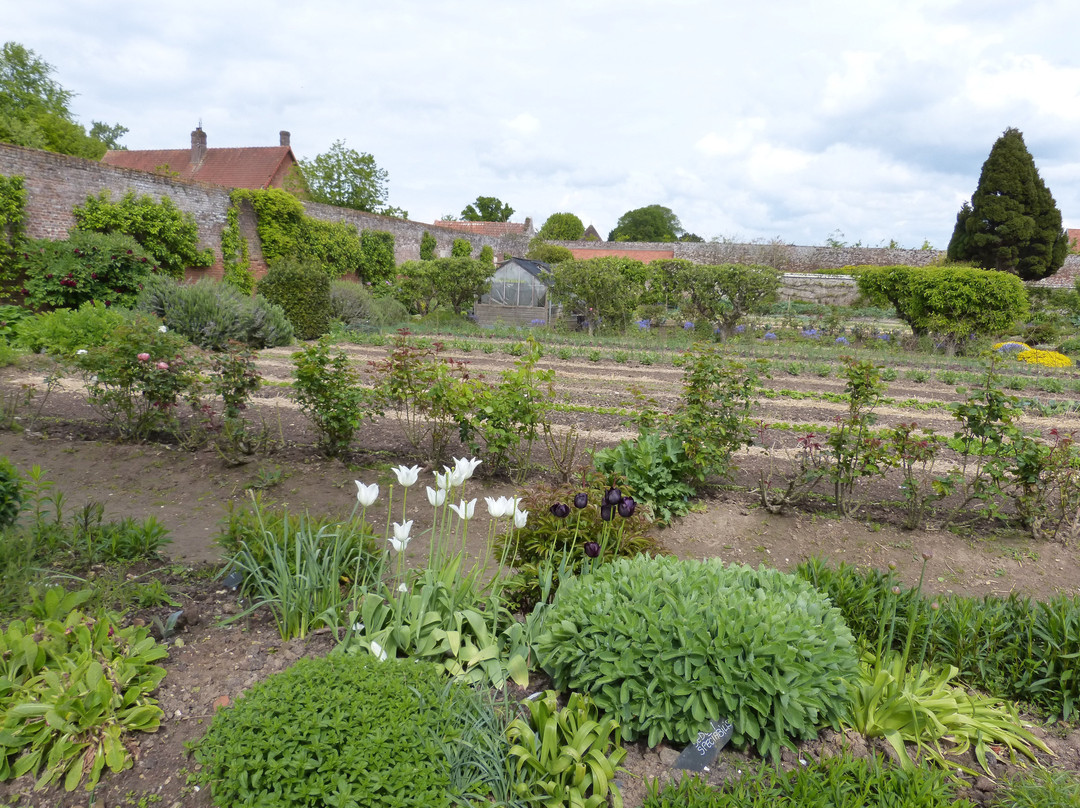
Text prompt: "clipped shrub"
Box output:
[[72, 189, 213, 278], [17, 231, 159, 310], [420, 230, 437, 260], [14, 301, 128, 357], [256, 257, 332, 340], [0, 455, 22, 529], [677, 263, 781, 337], [525, 240, 574, 265], [536, 555, 858, 758], [855, 265, 1028, 344], [451, 237, 472, 257], [136, 276, 293, 349], [359, 229, 395, 285], [191, 655, 465, 807]]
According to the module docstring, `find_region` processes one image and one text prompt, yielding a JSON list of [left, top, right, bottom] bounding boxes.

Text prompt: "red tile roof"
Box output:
[[430, 220, 529, 237], [102, 144, 296, 190]]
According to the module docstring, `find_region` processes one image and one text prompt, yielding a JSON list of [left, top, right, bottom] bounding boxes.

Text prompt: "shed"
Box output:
[[474, 257, 556, 327]]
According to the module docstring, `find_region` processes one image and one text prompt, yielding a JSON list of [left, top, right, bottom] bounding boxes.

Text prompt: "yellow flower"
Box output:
[[1015, 348, 1072, 368]]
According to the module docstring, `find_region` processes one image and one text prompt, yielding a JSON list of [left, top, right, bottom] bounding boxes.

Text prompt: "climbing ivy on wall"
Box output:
[[221, 195, 254, 294], [231, 188, 395, 284], [0, 174, 27, 302]]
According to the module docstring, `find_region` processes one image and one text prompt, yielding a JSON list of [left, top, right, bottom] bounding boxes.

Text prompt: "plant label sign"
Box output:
[[673, 718, 734, 772]]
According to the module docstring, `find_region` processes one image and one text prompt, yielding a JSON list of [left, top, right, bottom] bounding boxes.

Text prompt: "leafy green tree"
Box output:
[[451, 238, 472, 257], [525, 240, 573, 264], [546, 257, 645, 335], [678, 264, 781, 337], [298, 139, 407, 217], [537, 212, 584, 241], [0, 42, 126, 159], [947, 127, 1067, 281], [394, 257, 494, 315], [461, 196, 514, 222], [608, 205, 683, 242]]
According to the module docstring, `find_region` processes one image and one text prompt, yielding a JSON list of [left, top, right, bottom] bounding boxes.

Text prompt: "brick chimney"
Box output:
[[190, 127, 207, 165], [280, 130, 291, 147]]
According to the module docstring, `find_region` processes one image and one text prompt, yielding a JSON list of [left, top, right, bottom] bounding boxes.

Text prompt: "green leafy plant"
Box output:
[[72, 315, 202, 440], [136, 276, 293, 349], [14, 300, 128, 356], [0, 453, 23, 529], [536, 555, 858, 758], [17, 231, 159, 310], [72, 189, 212, 278], [642, 753, 974, 808], [190, 655, 465, 807], [0, 609, 167, 792], [506, 690, 626, 808], [546, 257, 646, 335], [677, 262, 781, 337], [592, 430, 696, 525], [824, 357, 890, 516], [292, 336, 375, 457]]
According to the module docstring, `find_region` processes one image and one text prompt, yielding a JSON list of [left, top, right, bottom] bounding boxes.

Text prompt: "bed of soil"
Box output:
[[1, 341, 1079, 808]]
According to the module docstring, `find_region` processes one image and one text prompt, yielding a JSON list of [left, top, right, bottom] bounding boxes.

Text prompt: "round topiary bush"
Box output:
[[535, 555, 859, 759], [191, 655, 460, 807]]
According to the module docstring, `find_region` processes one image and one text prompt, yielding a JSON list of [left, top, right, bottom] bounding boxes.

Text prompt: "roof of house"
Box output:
[[101, 129, 297, 190], [582, 224, 603, 241], [496, 257, 550, 279], [430, 219, 531, 237]]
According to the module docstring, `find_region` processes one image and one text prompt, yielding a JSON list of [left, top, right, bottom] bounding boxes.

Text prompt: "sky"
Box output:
[[8, 0, 1080, 249]]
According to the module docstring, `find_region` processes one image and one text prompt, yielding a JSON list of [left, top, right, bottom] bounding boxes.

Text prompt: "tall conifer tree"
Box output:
[[947, 127, 1067, 281]]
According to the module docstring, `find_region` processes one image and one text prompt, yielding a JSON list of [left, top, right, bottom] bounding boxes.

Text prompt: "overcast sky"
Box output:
[[9, 1, 1080, 248]]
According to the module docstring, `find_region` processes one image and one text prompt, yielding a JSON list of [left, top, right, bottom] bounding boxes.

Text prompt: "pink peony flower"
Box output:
[[137, 353, 150, 361], [156, 361, 169, 370]]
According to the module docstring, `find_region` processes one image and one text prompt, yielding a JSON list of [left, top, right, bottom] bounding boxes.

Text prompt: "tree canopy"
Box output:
[[298, 139, 407, 218], [0, 41, 127, 159], [537, 212, 585, 241], [461, 196, 514, 222], [946, 127, 1067, 281], [608, 205, 684, 242]]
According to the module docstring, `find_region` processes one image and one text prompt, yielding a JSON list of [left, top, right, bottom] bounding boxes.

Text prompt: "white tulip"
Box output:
[[433, 469, 453, 490], [513, 508, 529, 529], [370, 640, 388, 662], [485, 496, 511, 518], [449, 499, 476, 521], [452, 456, 482, 481], [158, 325, 168, 333], [426, 485, 447, 507], [354, 481, 379, 507], [389, 520, 413, 551], [397, 582, 408, 594], [391, 464, 422, 487]]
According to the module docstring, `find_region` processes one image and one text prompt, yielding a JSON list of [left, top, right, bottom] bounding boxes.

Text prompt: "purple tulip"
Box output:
[[550, 503, 570, 518], [600, 504, 614, 522], [584, 541, 600, 558], [604, 488, 622, 506], [573, 493, 588, 509], [618, 496, 636, 518]]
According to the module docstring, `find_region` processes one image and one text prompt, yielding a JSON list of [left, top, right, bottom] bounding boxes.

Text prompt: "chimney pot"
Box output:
[[190, 127, 207, 164], [280, 130, 291, 147]]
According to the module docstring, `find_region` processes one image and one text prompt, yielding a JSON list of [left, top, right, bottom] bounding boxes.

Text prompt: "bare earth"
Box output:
[[1, 342, 1079, 808]]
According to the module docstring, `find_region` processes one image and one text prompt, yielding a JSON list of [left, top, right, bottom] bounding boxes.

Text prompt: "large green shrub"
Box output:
[[17, 231, 158, 310], [535, 555, 858, 758], [191, 655, 464, 807], [855, 265, 1029, 345], [359, 229, 395, 285], [257, 257, 332, 340], [136, 276, 293, 349], [329, 279, 408, 330], [72, 189, 213, 279], [451, 237, 472, 257], [14, 301, 128, 356]]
